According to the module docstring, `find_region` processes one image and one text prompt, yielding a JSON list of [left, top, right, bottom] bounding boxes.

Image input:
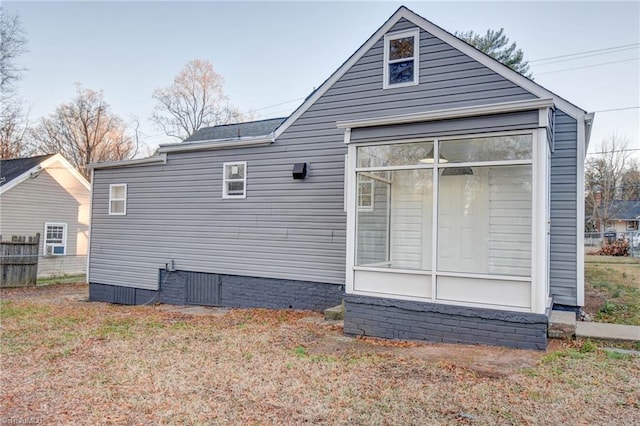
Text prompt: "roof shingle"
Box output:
[[183, 118, 286, 143], [0, 154, 55, 186]]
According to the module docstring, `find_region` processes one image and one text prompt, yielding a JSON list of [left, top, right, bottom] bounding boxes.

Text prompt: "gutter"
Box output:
[[157, 135, 274, 153], [88, 153, 168, 170]]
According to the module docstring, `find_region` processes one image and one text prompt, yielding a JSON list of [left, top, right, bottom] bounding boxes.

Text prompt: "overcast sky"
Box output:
[[6, 1, 640, 157]]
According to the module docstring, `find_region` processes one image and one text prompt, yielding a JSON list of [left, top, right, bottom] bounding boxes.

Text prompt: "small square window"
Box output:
[[44, 223, 67, 256], [223, 162, 247, 199], [357, 177, 374, 212], [383, 29, 420, 89], [109, 184, 127, 215]]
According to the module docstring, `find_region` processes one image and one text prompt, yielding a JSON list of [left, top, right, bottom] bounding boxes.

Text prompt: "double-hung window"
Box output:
[[383, 29, 420, 88], [44, 223, 67, 256], [109, 184, 127, 215], [223, 162, 247, 199]]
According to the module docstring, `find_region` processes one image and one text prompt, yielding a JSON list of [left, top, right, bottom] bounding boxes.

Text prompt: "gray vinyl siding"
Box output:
[[0, 161, 90, 277], [351, 111, 538, 143], [549, 110, 578, 305], [90, 146, 347, 290], [89, 19, 542, 291], [356, 180, 389, 265]]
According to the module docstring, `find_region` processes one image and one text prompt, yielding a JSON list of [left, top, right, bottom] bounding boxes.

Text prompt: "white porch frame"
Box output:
[[343, 109, 552, 314]]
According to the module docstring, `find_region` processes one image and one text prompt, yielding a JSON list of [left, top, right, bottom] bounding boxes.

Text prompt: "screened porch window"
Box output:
[[354, 134, 533, 278]]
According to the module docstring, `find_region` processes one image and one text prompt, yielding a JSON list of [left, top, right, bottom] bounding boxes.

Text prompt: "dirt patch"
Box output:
[[304, 329, 542, 378], [0, 282, 88, 303]]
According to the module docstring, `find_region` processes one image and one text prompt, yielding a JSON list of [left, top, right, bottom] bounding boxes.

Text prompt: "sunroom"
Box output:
[[340, 100, 554, 317]]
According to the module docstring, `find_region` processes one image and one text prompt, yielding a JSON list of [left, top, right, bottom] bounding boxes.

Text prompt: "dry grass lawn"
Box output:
[[1, 283, 639, 425], [585, 256, 640, 326]]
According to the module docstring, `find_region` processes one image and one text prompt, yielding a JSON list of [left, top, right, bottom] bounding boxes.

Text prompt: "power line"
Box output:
[[591, 106, 640, 113], [536, 57, 640, 75], [588, 148, 640, 155], [249, 97, 305, 112], [531, 46, 640, 67], [529, 43, 640, 63]]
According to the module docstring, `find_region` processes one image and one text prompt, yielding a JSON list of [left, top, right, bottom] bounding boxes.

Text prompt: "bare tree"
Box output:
[[151, 59, 249, 140], [29, 85, 136, 178], [0, 101, 30, 159], [620, 160, 640, 201], [585, 134, 632, 231], [0, 8, 29, 159]]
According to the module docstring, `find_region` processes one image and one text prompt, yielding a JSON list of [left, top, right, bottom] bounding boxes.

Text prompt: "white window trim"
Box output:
[[44, 222, 67, 256], [222, 161, 247, 199], [383, 28, 420, 89], [109, 184, 127, 215]]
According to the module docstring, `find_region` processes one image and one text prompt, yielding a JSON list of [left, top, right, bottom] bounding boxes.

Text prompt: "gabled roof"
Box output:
[[273, 5, 590, 140], [0, 154, 55, 187], [610, 200, 640, 220], [183, 118, 287, 143], [0, 153, 90, 194]]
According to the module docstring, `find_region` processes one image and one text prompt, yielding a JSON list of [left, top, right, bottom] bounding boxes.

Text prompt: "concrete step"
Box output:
[[324, 304, 344, 321], [548, 310, 576, 339]]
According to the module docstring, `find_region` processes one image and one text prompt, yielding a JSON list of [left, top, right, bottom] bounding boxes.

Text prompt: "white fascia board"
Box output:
[[584, 113, 595, 150], [88, 153, 168, 170], [41, 153, 91, 190], [157, 136, 273, 154], [273, 6, 587, 141], [337, 98, 555, 129], [0, 153, 90, 194]]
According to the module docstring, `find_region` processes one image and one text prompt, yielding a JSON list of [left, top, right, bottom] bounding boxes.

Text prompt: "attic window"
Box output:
[[383, 29, 420, 89]]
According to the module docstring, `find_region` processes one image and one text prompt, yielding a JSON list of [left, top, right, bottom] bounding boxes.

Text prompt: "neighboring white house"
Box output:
[[0, 154, 91, 278]]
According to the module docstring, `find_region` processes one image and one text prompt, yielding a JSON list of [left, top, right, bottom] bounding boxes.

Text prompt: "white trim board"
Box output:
[[337, 99, 554, 129], [273, 6, 587, 141], [89, 154, 167, 170]]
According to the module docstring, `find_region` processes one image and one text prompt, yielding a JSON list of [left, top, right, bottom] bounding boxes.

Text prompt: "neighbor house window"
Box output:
[[44, 223, 67, 256], [109, 184, 127, 215], [383, 29, 420, 89], [223, 162, 247, 199]]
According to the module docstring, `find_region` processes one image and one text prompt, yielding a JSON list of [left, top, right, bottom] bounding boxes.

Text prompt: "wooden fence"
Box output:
[[0, 234, 40, 288]]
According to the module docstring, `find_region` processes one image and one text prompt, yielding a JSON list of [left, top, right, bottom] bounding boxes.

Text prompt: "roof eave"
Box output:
[[337, 98, 555, 129], [0, 153, 90, 194], [157, 135, 274, 154], [88, 153, 168, 170]]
